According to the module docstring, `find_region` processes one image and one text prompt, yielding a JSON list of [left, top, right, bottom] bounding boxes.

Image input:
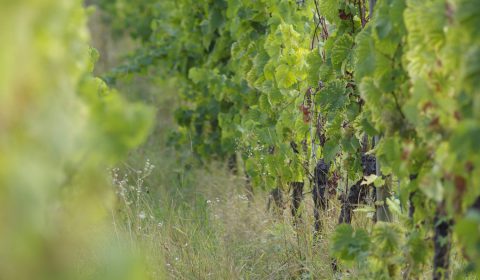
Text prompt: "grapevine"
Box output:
[[97, 0, 480, 278]]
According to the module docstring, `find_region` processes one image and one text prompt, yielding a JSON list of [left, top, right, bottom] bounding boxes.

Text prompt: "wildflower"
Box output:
[[138, 211, 146, 219]]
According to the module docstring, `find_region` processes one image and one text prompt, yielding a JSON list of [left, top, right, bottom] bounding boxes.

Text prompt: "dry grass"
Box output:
[[109, 148, 386, 280], [102, 76, 374, 279]]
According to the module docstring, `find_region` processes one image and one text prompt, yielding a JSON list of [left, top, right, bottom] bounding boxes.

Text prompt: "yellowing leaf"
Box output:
[[275, 64, 296, 88]]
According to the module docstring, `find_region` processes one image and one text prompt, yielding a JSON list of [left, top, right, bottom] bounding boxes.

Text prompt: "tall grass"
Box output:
[[104, 80, 348, 279]]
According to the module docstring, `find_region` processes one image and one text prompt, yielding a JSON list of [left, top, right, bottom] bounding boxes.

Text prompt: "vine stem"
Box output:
[[358, 0, 367, 28]]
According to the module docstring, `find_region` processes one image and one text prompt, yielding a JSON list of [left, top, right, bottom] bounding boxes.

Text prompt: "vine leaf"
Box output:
[[331, 34, 354, 71], [319, 0, 339, 25], [361, 174, 384, 188], [323, 140, 340, 163], [355, 28, 376, 80], [317, 80, 347, 112], [331, 224, 370, 261], [275, 64, 296, 88]]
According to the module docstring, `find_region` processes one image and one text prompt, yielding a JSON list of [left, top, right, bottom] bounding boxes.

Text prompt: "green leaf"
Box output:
[[268, 90, 283, 106], [317, 80, 347, 112], [375, 15, 393, 39], [372, 222, 403, 256], [355, 28, 376, 80], [407, 229, 429, 265], [361, 174, 378, 186], [456, 211, 480, 264], [359, 77, 382, 109], [307, 50, 323, 86], [450, 120, 480, 159], [456, 0, 480, 38], [323, 140, 340, 163], [319, 0, 340, 25], [331, 224, 370, 261], [331, 34, 354, 71], [275, 64, 296, 88], [319, 63, 335, 83], [353, 206, 376, 213], [188, 67, 207, 84]]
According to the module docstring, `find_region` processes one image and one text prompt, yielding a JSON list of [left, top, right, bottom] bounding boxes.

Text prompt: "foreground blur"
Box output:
[[0, 1, 154, 279]]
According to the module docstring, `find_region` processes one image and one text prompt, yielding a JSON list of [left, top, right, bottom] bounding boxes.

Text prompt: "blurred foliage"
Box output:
[[0, 0, 155, 279]]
